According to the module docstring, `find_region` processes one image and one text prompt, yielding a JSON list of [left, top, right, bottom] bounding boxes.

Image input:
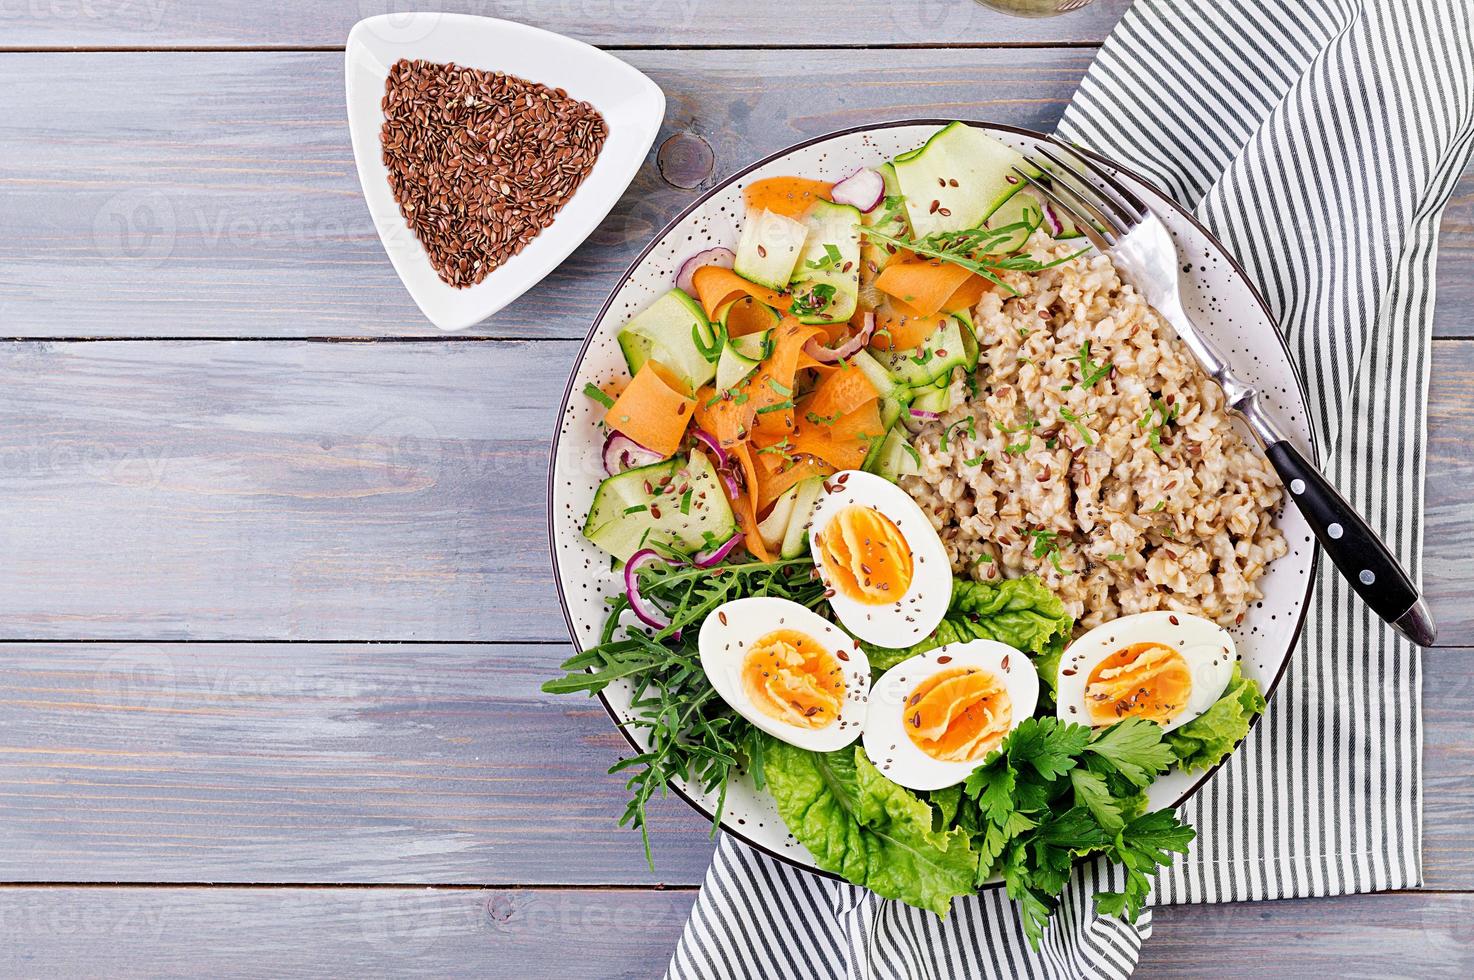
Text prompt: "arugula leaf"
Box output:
[[763, 741, 978, 917], [1165, 663, 1266, 771]]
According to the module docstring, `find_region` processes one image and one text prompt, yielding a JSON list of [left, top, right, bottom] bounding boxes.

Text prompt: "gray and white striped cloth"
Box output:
[[667, 1, 1474, 976]]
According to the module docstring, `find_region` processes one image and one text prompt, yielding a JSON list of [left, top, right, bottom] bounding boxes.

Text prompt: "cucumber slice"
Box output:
[[878, 390, 909, 432], [903, 384, 952, 434], [893, 123, 1032, 238], [734, 209, 808, 289], [985, 187, 1045, 253], [873, 317, 969, 387], [789, 200, 862, 324], [869, 428, 923, 482], [758, 482, 802, 553], [780, 477, 825, 559], [616, 289, 717, 395], [715, 329, 772, 391], [582, 452, 737, 562], [848, 348, 900, 398]]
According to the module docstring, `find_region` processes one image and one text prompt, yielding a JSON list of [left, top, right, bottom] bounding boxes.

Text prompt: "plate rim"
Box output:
[[545, 118, 1320, 888]]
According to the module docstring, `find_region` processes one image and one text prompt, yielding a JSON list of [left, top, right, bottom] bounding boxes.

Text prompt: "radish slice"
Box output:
[[831, 168, 885, 213], [690, 428, 729, 470], [625, 549, 675, 630], [676, 247, 736, 294], [694, 533, 742, 568], [802, 312, 876, 364], [604, 432, 664, 475]]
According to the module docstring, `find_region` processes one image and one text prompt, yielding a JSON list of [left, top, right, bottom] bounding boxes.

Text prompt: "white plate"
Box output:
[[548, 121, 1318, 885], [345, 13, 664, 331]]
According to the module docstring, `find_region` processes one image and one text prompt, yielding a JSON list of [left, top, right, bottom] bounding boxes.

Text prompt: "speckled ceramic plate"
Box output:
[[548, 121, 1318, 885]]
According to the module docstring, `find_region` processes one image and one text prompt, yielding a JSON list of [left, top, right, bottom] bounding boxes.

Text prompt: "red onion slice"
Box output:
[[690, 428, 729, 470], [717, 467, 740, 500], [802, 312, 876, 364], [693, 533, 742, 568], [625, 549, 674, 630], [676, 247, 736, 294], [604, 432, 665, 475], [830, 168, 885, 213], [909, 409, 941, 421], [1042, 201, 1064, 237]]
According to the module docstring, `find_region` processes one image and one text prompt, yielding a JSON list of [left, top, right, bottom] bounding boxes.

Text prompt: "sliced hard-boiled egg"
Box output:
[[1055, 611, 1237, 734], [698, 596, 871, 752], [863, 639, 1039, 791], [807, 470, 950, 648]]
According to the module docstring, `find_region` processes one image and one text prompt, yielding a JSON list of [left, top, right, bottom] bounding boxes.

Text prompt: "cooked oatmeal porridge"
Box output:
[[902, 234, 1287, 631]]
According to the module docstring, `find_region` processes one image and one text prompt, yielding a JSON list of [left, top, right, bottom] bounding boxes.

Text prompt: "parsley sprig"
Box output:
[[957, 717, 1191, 948]]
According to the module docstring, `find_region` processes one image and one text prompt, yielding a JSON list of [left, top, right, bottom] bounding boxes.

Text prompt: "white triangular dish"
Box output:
[[345, 13, 665, 330]]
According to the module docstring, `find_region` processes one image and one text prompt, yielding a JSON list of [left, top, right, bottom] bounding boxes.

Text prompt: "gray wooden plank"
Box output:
[[3, 51, 1471, 342], [0, 641, 1466, 888], [0, 642, 716, 884], [0, 0, 1130, 48], [0, 886, 1468, 977], [0, 337, 1467, 642], [0, 48, 1100, 339]]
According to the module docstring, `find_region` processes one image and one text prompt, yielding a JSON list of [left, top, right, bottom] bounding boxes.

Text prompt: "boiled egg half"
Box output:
[[863, 640, 1039, 791], [807, 470, 951, 649], [1055, 611, 1237, 733], [698, 596, 871, 752]]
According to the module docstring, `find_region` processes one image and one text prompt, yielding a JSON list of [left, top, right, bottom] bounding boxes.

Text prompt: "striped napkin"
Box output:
[[666, 1, 1474, 976]]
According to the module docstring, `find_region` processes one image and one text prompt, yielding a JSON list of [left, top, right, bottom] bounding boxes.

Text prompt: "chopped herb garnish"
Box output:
[[1074, 341, 1112, 388], [623, 504, 647, 515], [583, 383, 615, 409], [756, 398, 795, 415], [1150, 500, 1166, 513], [1106, 553, 1126, 561], [790, 282, 837, 317], [765, 377, 792, 397], [680, 489, 693, 515], [974, 553, 994, 564], [1059, 407, 1095, 446], [963, 454, 987, 467], [805, 243, 844, 271], [1005, 438, 1032, 456], [804, 410, 839, 427], [940, 416, 976, 452]]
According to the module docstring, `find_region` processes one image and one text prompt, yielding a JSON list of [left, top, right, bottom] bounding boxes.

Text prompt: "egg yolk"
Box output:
[[1084, 642, 1193, 726], [741, 629, 845, 730], [904, 667, 1013, 763], [816, 505, 914, 605]]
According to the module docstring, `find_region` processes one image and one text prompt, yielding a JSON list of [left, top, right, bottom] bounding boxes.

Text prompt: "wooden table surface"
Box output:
[[1, 2, 1470, 975]]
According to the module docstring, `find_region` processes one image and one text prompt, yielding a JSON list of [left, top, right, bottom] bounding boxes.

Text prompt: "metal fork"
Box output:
[[1013, 143, 1437, 647]]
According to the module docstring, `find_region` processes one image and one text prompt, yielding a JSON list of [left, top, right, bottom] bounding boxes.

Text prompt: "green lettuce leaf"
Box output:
[[1165, 663, 1266, 772], [762, 740, 978, 917], [864, 576, 1074, 682]]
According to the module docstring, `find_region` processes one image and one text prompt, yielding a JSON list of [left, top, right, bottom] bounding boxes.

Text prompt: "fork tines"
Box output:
[[1012, 142, 1149, 249]]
